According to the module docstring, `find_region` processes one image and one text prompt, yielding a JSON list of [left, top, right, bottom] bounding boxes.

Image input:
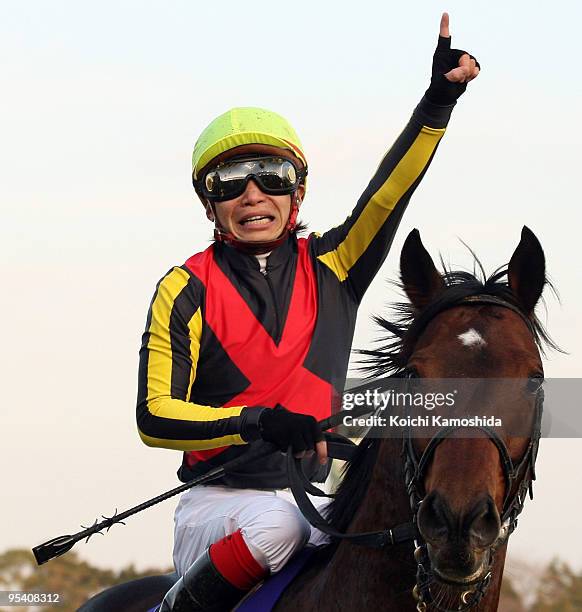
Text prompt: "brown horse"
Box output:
[[274, 226, 555, 611], [80, 226, 554, 612]]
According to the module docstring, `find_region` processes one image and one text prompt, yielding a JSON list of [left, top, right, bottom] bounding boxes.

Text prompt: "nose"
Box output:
[[240, 179, 265, 204], [418, 491, 501, 548]]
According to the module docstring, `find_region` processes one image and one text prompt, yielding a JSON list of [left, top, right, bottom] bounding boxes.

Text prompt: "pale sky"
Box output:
[[1, 0, 581, 577]]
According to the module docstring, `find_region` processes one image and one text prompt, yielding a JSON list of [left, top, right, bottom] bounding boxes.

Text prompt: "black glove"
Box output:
[[425, 35, 480, 106], [258, 404, 323, 454]]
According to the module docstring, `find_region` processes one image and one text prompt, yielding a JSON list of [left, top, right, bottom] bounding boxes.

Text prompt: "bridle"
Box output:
[[402, 301, 544, 610], [288, 294, 544, 612]]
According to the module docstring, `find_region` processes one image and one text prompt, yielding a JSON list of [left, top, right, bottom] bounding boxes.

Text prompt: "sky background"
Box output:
[[1, 0, 581, 578]]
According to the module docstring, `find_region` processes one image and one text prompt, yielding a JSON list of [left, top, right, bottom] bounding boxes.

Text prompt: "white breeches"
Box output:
[[173, 485, 330, 576]]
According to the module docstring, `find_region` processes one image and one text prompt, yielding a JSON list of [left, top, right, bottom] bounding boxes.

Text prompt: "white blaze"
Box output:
[[458, 328, 486, 348]]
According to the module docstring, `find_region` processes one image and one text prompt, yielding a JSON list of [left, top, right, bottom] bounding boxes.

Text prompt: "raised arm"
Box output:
[[313, 13, 479, 302]]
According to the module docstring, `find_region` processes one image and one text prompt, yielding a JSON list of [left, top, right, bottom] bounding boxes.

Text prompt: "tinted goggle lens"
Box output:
[[199, 157, 305, 201]]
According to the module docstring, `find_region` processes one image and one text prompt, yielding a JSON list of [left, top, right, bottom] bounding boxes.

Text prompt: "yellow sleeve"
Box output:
[[313, 97, 452, 301], [136, 266, 262, 451]]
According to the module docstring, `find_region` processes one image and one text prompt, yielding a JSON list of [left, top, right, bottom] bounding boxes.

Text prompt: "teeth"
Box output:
[[241, 216, 271, 225]]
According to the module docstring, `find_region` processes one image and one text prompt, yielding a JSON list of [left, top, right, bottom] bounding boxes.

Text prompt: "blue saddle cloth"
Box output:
[[236, 546, 317, 611], [147, 546, 318, 612]]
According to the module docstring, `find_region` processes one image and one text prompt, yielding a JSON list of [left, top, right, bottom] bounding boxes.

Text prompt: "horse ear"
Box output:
[[400, 229, 445, 310], [508, 226, 546, 314]]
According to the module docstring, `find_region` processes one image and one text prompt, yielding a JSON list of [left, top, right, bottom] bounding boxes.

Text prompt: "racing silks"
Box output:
[[137, 97, 454, 487]]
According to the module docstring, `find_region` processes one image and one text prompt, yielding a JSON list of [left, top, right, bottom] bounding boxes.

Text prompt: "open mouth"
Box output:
[[239, 215, 275, 226]]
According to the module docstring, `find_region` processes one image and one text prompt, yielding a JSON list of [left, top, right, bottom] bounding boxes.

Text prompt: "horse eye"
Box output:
[[404, 367, 420, 379], [527, 375, 544, 393]]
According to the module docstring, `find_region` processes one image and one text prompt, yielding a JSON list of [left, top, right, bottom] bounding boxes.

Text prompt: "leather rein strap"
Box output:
[[287, 435, 417, 548]]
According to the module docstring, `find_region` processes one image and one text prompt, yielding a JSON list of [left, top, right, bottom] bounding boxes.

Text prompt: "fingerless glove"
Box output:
[[425, 35, 480, 106]]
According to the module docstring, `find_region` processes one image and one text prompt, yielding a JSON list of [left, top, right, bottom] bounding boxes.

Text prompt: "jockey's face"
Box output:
[[207, 180, 304, 243]]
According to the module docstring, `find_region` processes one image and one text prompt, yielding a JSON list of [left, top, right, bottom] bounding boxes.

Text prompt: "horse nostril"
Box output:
[[467, 498, 501, 548], [417, 491, 451, 544]]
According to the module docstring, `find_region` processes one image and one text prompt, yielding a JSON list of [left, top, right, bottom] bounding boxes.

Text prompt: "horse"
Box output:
[[80, 226, 554, 612], [274, 226, 554, 611]]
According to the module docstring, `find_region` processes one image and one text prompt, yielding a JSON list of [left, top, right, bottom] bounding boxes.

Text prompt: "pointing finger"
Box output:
[[440, 12, 450, 38], [437, 13, 451, 50]]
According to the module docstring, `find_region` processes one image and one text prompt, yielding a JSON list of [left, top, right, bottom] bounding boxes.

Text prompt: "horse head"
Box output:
[[398, 226, 547, 607]]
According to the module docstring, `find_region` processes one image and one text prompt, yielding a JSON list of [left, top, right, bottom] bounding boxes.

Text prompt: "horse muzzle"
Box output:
[[417, 491, 501, 582]]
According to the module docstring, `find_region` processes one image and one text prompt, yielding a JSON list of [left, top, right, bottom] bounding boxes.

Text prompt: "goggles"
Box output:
[[196, 156, 307, 202]]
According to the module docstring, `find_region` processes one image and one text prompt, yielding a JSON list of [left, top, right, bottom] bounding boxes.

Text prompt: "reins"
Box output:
[[287, 438, 418, 548]]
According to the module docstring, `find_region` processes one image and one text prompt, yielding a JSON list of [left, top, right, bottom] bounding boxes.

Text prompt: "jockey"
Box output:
[[137, 14, 479, 612]]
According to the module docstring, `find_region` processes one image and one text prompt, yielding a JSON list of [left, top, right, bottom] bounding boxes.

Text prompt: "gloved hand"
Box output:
[[258, 405, 327, 464], [425, 12, 480, 106]]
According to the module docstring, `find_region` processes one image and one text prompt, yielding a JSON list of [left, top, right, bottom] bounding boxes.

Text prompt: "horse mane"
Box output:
[[328, 258, 560, 532], [357, 262, 560, 379]]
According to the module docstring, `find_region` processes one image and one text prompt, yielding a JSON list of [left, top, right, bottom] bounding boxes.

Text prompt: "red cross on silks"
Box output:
[[183, 239, 335, 462], [186, 238, 334, 466], [188, 238, 334, 414]]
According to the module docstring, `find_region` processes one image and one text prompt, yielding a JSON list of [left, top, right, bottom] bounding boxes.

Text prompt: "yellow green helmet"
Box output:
[[192, 107, 307, 180]]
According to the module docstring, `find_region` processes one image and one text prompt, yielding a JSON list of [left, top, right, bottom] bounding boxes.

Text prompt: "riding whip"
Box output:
[[32, 404, 374, 565]]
